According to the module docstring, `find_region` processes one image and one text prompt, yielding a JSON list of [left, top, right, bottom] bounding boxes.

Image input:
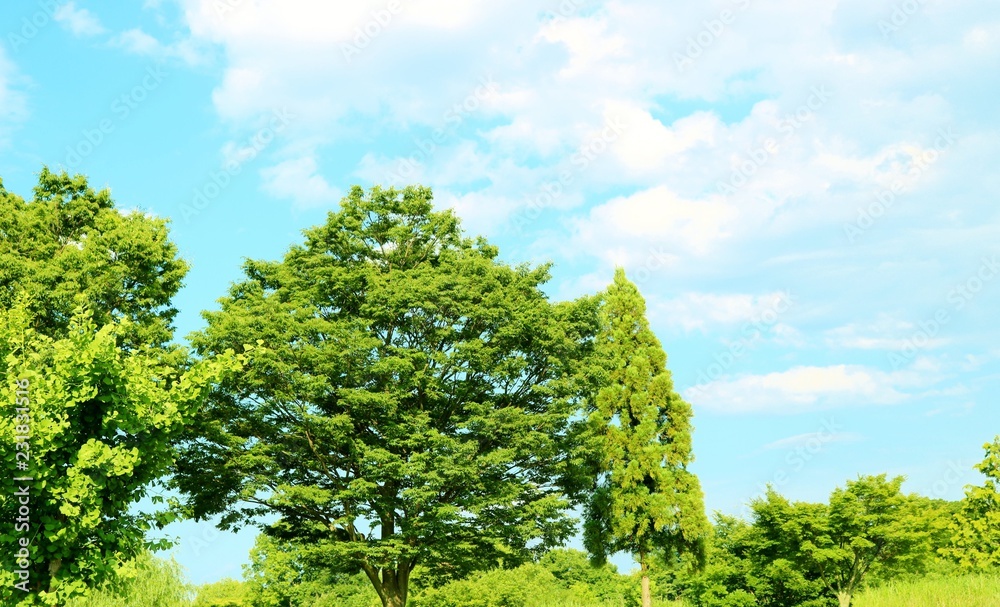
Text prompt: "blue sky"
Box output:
[[2, 0, 999, 585]]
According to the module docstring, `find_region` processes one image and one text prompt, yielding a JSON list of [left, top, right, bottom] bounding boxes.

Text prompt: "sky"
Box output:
[[2, 0, 999, 586]]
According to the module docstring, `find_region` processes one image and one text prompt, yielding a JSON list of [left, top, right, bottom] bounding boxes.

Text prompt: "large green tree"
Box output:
[[170, 185, 596, 607], [582, 269, 709, 607]]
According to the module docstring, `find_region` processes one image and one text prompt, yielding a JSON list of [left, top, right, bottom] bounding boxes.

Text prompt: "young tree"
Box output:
[[814, 475, 929, 607], [582, 269, 709, 607], [0, 306, 240, 605], [170, 185, 596, 607], [944, 437, 1000, 569], [752, 475, 930, 607]]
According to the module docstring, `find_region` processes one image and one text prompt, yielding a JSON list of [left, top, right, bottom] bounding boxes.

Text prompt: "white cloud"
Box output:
[[111, 28, 207, 65], [54, 2, 106, 37], [655, 291, 792, 332], [686, 365, 912, 414], [609, 105, 719, 174], [573, 186, 738, 261], [260, 156, 341, 209], [826, 315, 950, 350], [536, 15, 628, 79]]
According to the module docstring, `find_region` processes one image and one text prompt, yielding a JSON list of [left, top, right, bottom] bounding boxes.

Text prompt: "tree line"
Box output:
[[0, 170, 998, 607]]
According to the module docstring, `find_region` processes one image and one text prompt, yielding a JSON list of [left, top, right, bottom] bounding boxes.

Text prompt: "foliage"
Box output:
[[807, 475, 931, 606], [680, 477, 932, 607], [0, 304, 241, 605], [243, 533, 377, 607], [944, 436, 1000, 570], [62, 551, 193, 607], [171, 185, 597, 607], [680, 511, 833, 607], [539, 549, 638, 606], [194, 578, 249, 607], [410, 559, 632, 607], [582, 269, 708, 606], [0, 168, 188, 348]]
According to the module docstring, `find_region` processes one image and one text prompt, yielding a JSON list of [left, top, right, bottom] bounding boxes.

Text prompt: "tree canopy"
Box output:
[[170, 185, 597, 607], [0, 168, 188, 348]]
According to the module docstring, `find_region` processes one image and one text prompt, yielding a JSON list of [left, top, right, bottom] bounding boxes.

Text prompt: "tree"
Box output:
[[243, 534, 374, 607], [582, 269, 709, 607], [0, 168, 188, 348], [170, 185, 596, 607], [0, 170, 236, 605], [0, 305, 240, 605], [944, 437, 1000, 569], [747, 476, 929, 607], [811, 475, 930, 607]]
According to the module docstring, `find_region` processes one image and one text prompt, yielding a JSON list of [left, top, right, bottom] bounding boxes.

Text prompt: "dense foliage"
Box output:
[[0, 168, 188, 348], [0, 171, 239, 606], [170, 185, 597, 607], [582, 269, 708, 607]]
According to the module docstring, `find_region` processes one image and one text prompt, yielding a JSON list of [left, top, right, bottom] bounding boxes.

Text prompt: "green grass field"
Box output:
[[853, 574, 1000, 607]]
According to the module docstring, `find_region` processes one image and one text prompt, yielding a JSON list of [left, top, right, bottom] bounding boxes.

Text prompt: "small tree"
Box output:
[[944, 437, 1000, 569], [799, 475, 929, 607], [582, 269, 709, 607]]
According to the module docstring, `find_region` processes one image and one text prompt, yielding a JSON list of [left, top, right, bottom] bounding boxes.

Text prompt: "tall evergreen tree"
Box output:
[[583, 269, 708, 607]]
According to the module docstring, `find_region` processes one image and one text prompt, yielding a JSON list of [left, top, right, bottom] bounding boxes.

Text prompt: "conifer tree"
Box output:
[[583, 269, 708, 607]]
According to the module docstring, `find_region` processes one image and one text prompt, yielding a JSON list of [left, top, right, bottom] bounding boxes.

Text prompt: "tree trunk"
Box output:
[[640, 553, 651, 607], [383, 591, 406, 607], [838, 591, 852, 607], [363, 564, 410, 607]]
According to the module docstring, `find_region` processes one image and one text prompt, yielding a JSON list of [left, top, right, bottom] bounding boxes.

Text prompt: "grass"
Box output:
[[854, 574, 1000, 607]]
